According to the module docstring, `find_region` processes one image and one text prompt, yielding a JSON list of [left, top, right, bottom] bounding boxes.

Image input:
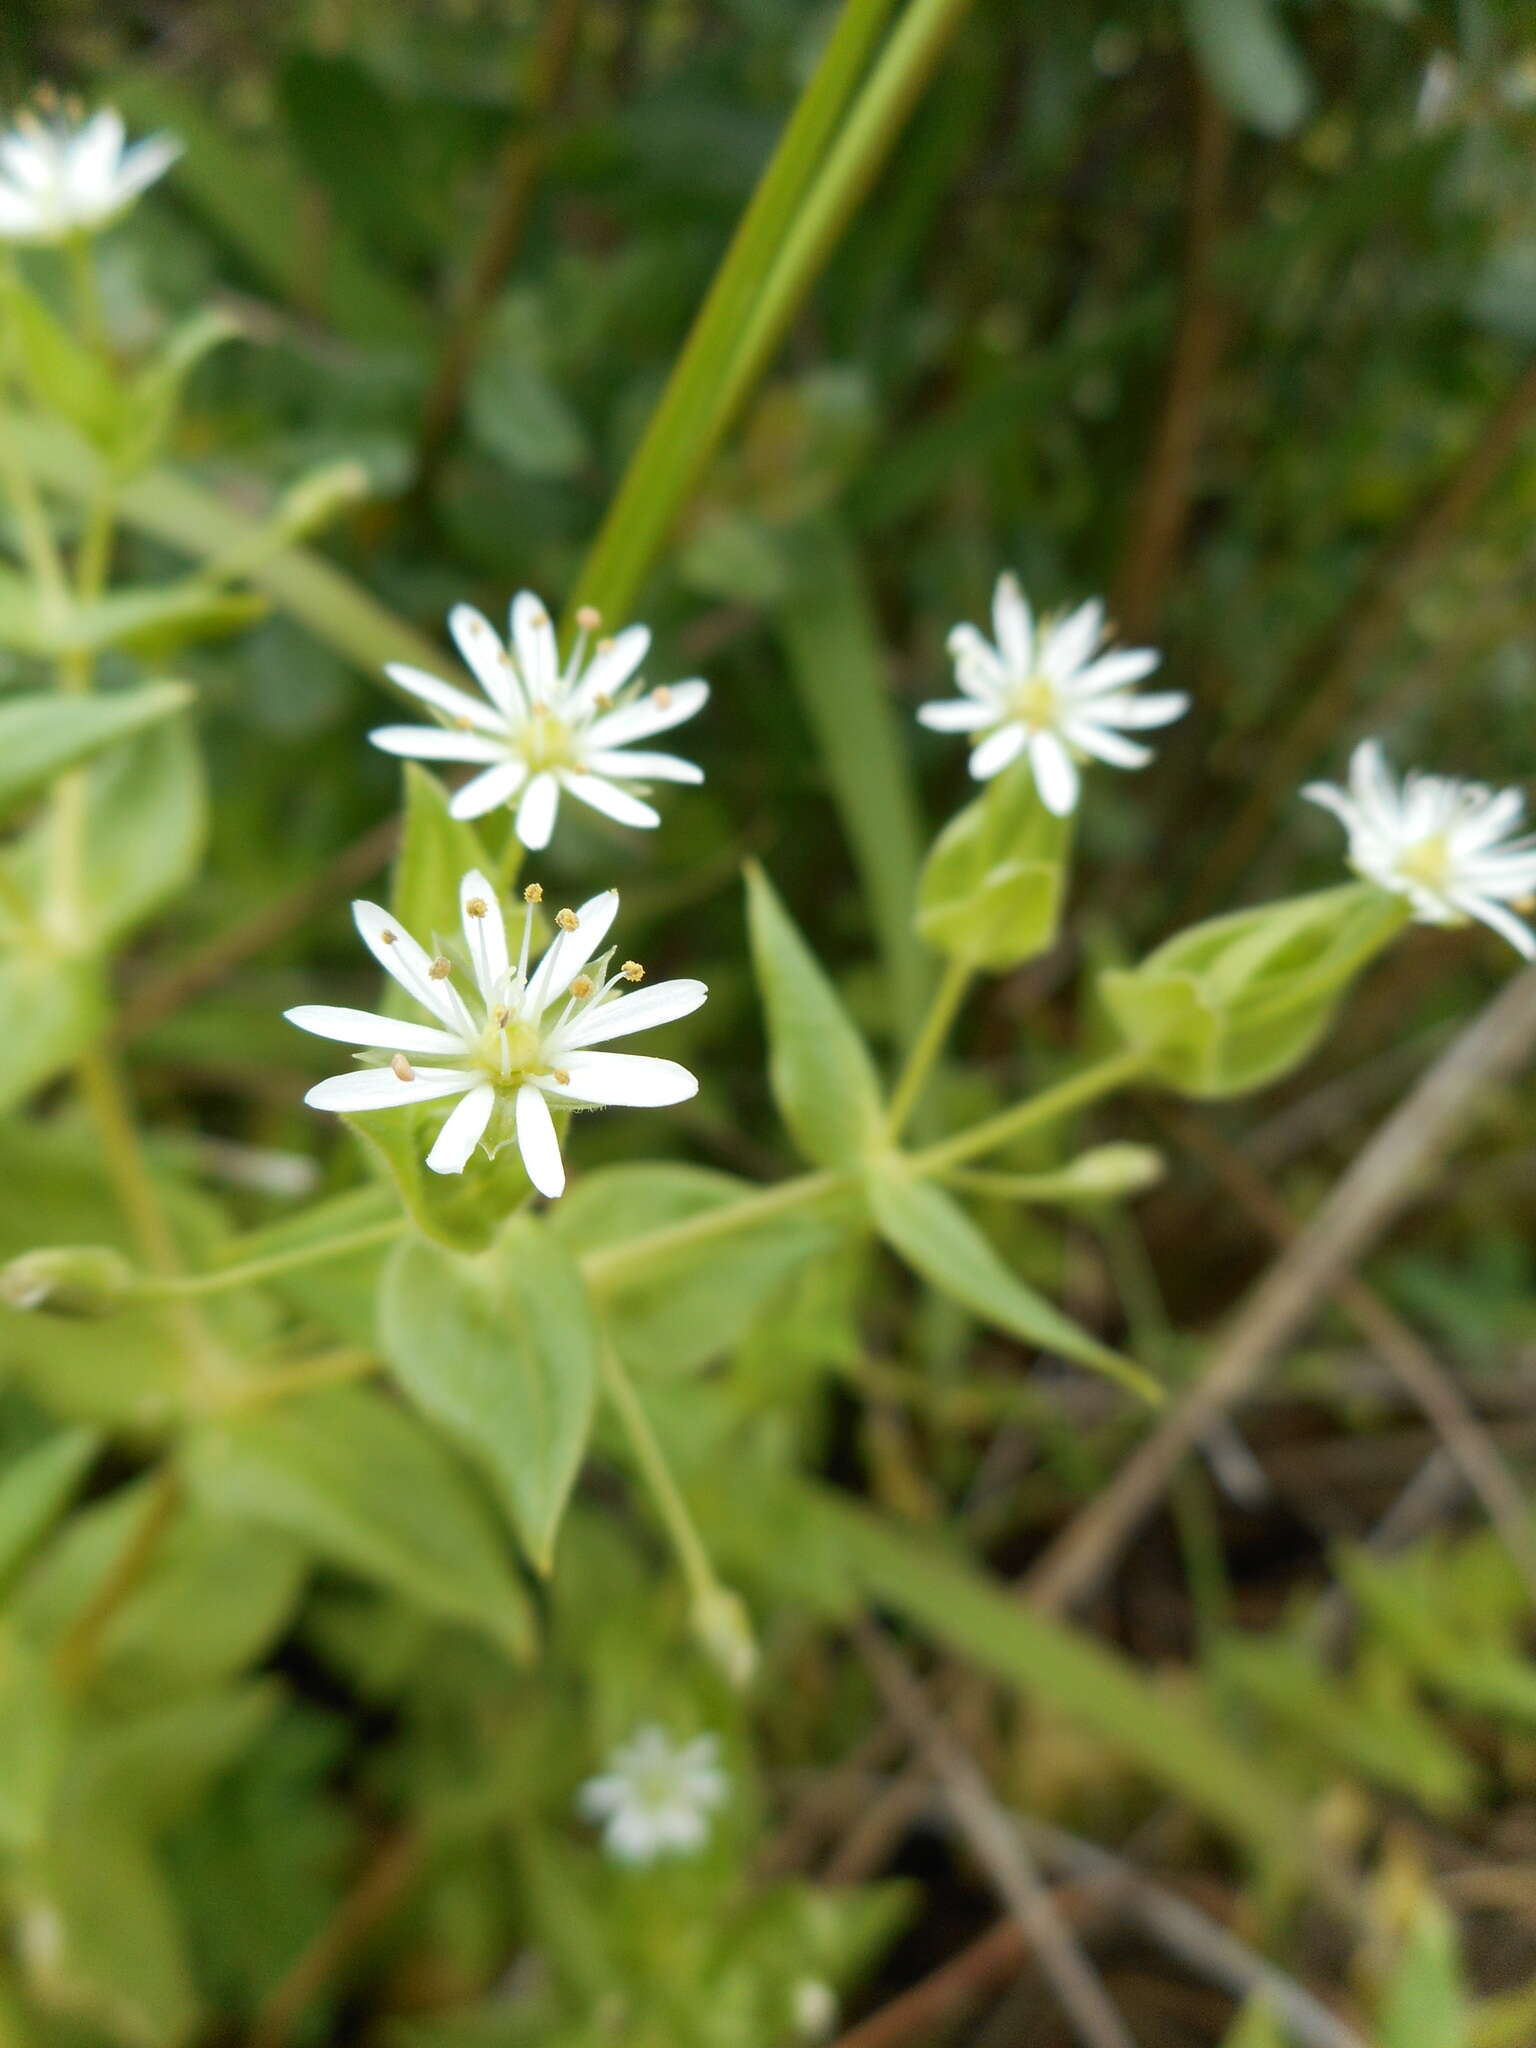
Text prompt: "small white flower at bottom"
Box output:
[[917, 571, 1188, 817], [284, 872, 705, 1196], [577, 1726, 728, 1866], [0, 99, 180, 244], [1303, 739, 1536, 957], [371, 592, 707, 850]]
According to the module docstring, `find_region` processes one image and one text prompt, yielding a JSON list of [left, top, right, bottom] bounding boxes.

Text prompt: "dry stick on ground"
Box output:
[[412, 0, 586, 494], [1162, 1103, 1536, 1607], [1023, 963, 1536, 1619], [114, 816, 400, 1046], [1189, 357, 1536, 919], [855, 1621, 1138, 2048], [1110, 79, 1233, 641], [249, 1828, 420, 2048]]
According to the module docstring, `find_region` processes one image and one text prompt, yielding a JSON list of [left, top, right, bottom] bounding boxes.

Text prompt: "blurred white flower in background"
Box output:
[[1304, 739, 1536, 956], [577, 1726, 728, 1865], [0, 96, 180, 243], [372, 593, 708, 849], [918, 572, 1187, 816], [285, 871, 704, 1194]]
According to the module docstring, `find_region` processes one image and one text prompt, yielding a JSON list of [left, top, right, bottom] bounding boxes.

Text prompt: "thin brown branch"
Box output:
[[1191, 357, 1536, 916], [1111, 79, 1233, 640], [1163, 1104, 1536, 1607], [412, 0, 586, 493], [249, 1827, 419, 2048], [52, 1464, 180, 1691], [114, 816, 400, 1045], [1023, 963, 1536, 1617], [855, 1621, 1137, 2048]]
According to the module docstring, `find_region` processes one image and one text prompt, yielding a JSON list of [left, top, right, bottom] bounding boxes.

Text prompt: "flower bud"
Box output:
[[0, 1245, 137, 1317], [275, 460, 371, 543], [691, 1583, 757, 1691], [1052, 1143, 1164, 1200]]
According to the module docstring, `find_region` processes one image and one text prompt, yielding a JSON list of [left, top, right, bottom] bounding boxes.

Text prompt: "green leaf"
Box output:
[[32, 1813, 199, 2047], [864, 1165, 1158, 1400], [0, 1430, 99, 1589], [390, 763, 492, 963], [776, 523, 928, 1029], [76, 719, 208, 948], [0, 1631, 65, 1852], [0, 952, 105, 1115], [0, 270, 122, 449], [118, 309, 244, 476], [916, 758, 1072, 972], [744, 861, 884, 1167], [468, 356, 592, 481], [186, 1387, 535, 1659], [1219, 1997, 1287, 2048], [46, 584, 266, 659], [1180, 0, 1312, 137], [69, 1682, 280, 1835], [552, 1162, 840, 1377], [0, 683, 192, 820], [1378, 1893, 1469, 2048], [380, 1217, 598, 1573]]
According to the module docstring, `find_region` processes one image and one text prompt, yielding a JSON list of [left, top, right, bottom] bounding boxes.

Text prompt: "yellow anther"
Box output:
[[556, 907, 579, 932], [453, 715, 475, 730], [594, 691, 614, 712], [570, 974, 595, 999], [576, 605, 602, 633], [380, 929, 398, 945], [597, 636, 615, 655], [524, 882, 544, 903], [465, 896, 489, 918], [390, 1053, 416, 1082], [652, 685, 673, 709], [429, 956, 452, 980], [552, 1067, 571, 1086], [492, 1004, 509, 1026], [621, 960, 645, 983]]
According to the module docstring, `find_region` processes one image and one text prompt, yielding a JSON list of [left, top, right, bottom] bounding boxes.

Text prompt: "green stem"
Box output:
[[65, 233, 108, 357], [599, 1342, 722, 1612], [580, 1167, 846, 1292], [139, 1217, 407, 1299], [886, 955, 970, 1138], [910, 1050, 1149, 1180], [214, 1348, 381, 1411]]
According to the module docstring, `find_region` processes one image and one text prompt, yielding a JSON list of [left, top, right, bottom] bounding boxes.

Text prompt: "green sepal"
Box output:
[[916, 758, 1073, 971]]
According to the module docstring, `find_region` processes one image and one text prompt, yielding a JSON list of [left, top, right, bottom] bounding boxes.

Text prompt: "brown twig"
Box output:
[[1023, 963, 1536, 1617], [52, 1464, 180, 1692], [1163, 1104, 1536, 1608], [855, 1621, 1137, 2048], [1190, 358, 1536, 916], [1111, 79, 1234, 640], [114, 816, 400, 1045], [412, 0, 586, 494], [249, 1827, 419, 2048]]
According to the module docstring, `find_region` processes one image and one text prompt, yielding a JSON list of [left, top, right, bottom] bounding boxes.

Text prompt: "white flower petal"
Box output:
[[510, 591, 559, 704], [917, 698, 993, 733], [569, 622, 650, 711], [514, 770, 561, 849], [1066, 722, 1153, 770], [114, 133, 181, 203], [583, 748, 704, 785], [1081, 690, 1188, 731], [1041, 598, 1105, 682], [526, 889, 621, 1014], [449, 604, 522, 720], [383, 663, 505, 733], [555, 978, 708, 1050], [449, 758, 528, 820], [284, 1006, 466, 1056], [425, 1083, 496, 1174], [515, 1081, 565, 1198], [352, 900, 474, 1033], [1030, 729, 1080, 815], [460, 870, 509, 999], [304, 1066, 478, 1113], [1453, 892, 1536, 958], [369, 725, 509, 763], [968, 722, 1028, 781], [946, 623, 1007, 699], [1072, 648, 1161, 695], [587, 680, 709, 747], [563, 772, 661, 830], [543, 1051, 698, 1107], [992, 572, 1034, 674]]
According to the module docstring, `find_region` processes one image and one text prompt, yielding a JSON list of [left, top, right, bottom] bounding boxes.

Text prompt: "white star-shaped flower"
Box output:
[[371, 593, 708, 850], [0, 101, 180, 244], [917, 572, 1188, 816], [285, 872, 705, 1196], [1303, 739, 1536, 957], [577, 1726, 728, 1866]]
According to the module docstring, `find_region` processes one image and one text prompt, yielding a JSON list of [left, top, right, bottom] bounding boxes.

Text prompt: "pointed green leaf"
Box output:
[[1379, 1893, 1469, 2048], [0, 270, 122, 449], [1180, 0, 1312, 137], [745, 861, 884, 1167], [186, 1386, 535, 1659], [33, 1814, 198, 2047], [0, 1430, 99, 1588], [380, 1216, 598, 1572], [0, 683, 192, 820], [863, 1165, 1158, 1401], [390, 762, 493, 961]]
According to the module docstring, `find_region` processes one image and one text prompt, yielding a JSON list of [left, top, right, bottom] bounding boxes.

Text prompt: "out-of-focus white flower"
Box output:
[[0, 99, 180, 243], [577, 1726, 728, 1865], [791, 1980, 839, 2039], [918, 572, 1187, 816], [285, 872, 704, 1195], [371, 595, 708, 851], [1304, 739, 1536, 957]]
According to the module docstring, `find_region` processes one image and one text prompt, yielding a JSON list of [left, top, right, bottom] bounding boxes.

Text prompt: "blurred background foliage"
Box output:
[[3, 0, 1536, 2043]]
